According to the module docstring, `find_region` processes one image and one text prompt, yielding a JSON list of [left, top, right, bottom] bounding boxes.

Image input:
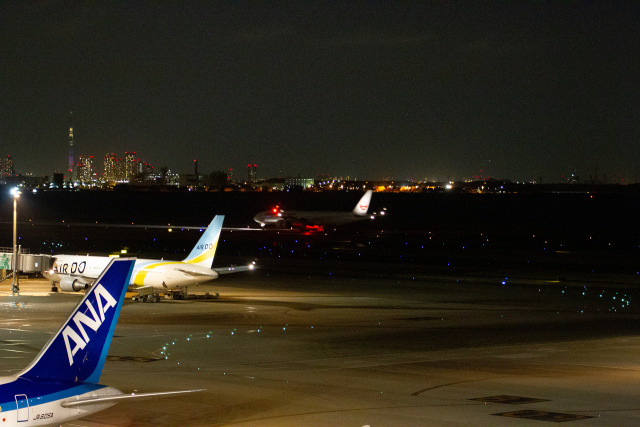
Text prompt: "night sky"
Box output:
[[1, 2, 639, 182]]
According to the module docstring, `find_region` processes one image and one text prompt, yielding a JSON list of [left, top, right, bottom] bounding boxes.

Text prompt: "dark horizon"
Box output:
[[2, 3, 639, 182]]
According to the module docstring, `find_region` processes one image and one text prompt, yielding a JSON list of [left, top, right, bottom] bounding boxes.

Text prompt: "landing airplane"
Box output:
[[253, 190, 378, 229], [43, 215, 253, 299], [0, 258, 203, 426]]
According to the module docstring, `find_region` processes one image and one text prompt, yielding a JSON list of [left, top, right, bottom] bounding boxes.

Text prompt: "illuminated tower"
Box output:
[[78, 155, 93, 183], [247, 163, 257, 184], [68, 112, 74, 181], [1, 155, 14, 179], [103, 153, 118, 182], [124, 151, 136, 181]]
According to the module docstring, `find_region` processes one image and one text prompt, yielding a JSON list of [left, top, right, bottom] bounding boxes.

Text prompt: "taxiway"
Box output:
[[1, 265, 640, 426]]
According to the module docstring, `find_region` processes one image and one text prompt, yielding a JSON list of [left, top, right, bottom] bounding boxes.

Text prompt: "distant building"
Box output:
[[52, 172, 64, 188], [285, 177, 315, 189], [209, 171, 228, 190], [67, 125, 75, 181], [137, 160, 153, 175], [1, 155, 14, 181], [261, 177, 285, 191], [179, 173, 201, 188], [101, 152, 153, 183], [103, 153, 119, 182], [247, 164, 257, 184], [77, 155, 93, 183], [147, 169, 179, 186], [124, 152, 136, 181]]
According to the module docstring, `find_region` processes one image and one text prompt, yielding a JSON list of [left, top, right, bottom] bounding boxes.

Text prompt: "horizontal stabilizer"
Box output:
[[61, 389, 206, 408], [175, 267, 219, 278], [214, 264, 257, 275]]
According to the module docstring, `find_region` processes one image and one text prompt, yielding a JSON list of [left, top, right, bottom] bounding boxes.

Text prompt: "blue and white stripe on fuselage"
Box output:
[[0, 379, 120, 425]]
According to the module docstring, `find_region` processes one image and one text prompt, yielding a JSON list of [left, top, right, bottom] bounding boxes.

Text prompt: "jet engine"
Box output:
[[60, 276, 90, 292]]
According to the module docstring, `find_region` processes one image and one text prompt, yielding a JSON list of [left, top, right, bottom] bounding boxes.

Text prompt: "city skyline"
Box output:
[[1, 147, 633, 187], [1, 3, 639, 182]]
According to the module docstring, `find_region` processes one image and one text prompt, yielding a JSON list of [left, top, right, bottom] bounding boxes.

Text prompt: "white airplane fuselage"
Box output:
[[43, 255, 219, 292], [42, 215, 226, 293], [253, 190, 375, 228], [253, 210, 372, 227], [0, 376, 120, 426]]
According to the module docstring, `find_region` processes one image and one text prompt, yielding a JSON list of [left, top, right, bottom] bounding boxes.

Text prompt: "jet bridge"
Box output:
[[20, 254, 53, 273], [0, 251, 53, 276]]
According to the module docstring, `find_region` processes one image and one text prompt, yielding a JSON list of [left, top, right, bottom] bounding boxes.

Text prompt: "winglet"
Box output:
[[183, 215, 225, 268], [18, 258, 135, 384], [352, 190, 373, 216]]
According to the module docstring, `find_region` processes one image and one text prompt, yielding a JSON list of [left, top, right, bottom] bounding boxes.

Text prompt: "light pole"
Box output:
[[10, 187, 20, 295]]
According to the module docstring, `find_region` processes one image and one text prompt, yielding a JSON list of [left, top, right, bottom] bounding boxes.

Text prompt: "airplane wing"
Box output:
[[61, 389, 206, 408]]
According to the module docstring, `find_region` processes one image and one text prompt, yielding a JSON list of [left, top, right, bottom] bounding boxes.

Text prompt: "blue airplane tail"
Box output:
[[183, 215, 225, 268], [18, 258, 135, 384]]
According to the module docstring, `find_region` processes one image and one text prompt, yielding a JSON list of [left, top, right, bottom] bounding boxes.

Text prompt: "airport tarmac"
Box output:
[[2, 265, 640, 427]]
